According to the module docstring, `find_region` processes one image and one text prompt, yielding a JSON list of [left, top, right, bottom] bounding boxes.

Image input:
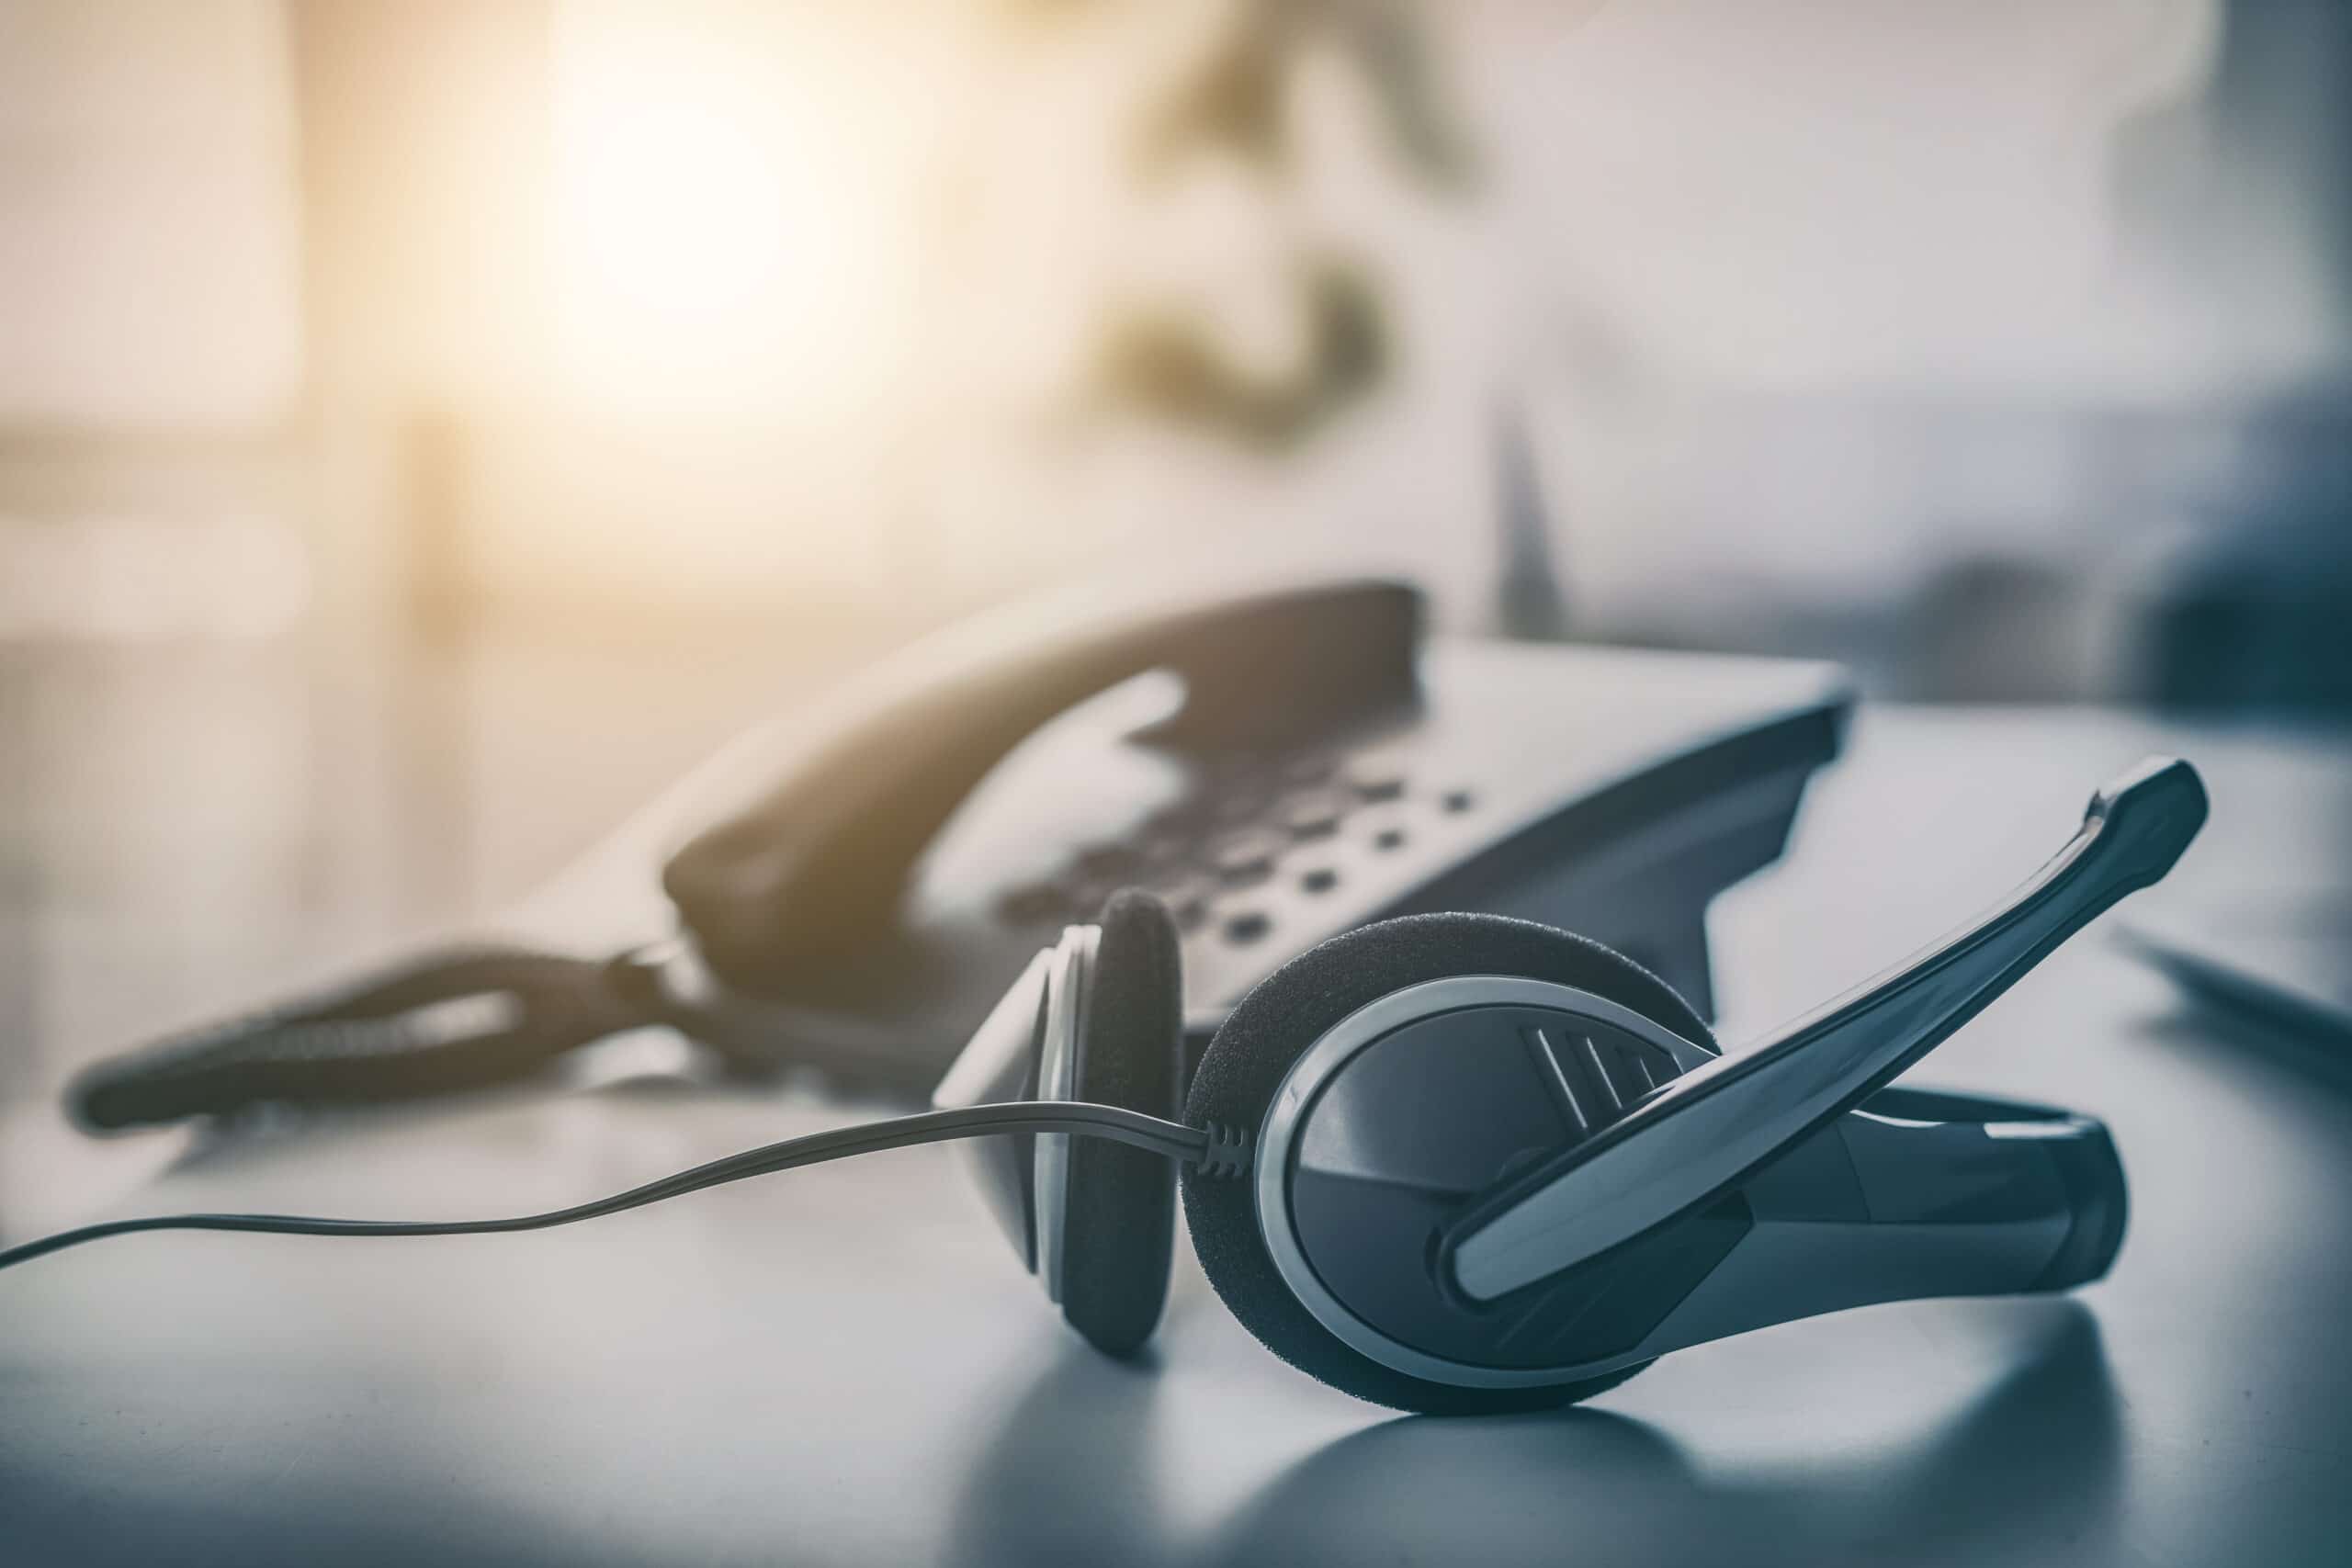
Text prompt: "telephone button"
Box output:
[[1345, 766, 1407, 803], [1282, 792, 1348, 840], [1209, 831, 1283, 886], [1299, 867, 1339, 894], [1221, 911, 1272, 945], [1279, 753, 1337, 784], [1208, 786, 1275, 825]]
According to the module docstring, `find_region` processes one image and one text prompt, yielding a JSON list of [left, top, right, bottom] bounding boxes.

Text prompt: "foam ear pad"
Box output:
[[1182, 911, 1715, 1415], [1059, 890, 1186, 1356]]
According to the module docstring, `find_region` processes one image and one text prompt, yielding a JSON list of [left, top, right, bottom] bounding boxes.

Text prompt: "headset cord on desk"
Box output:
[[0, 1102, 1242, 1275]]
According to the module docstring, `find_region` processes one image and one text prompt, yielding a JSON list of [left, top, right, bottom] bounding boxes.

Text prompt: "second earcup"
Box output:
[[1181, 911, 1716, 1415], [1057, 890, 1186, 1356]]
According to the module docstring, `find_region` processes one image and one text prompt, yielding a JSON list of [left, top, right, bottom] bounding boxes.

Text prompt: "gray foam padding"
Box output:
[[1060, 891, 1186, 1355]]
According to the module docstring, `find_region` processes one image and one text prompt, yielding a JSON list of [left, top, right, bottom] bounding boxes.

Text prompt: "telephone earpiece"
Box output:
[[938, 757, 2205, 1415]]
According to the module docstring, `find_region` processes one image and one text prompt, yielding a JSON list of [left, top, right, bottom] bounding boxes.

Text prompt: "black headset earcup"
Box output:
[[1181, 911, 1716, 1414], [1059, 890, 1186, 1356]]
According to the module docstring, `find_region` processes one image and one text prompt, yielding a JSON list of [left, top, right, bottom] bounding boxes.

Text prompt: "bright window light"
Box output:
[[548, 3, 891, 420]]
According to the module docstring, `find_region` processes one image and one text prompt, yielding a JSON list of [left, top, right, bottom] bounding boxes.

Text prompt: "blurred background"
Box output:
[[3, 0, 2348, 1184]]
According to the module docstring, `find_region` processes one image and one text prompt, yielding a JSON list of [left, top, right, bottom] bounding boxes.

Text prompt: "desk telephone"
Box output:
[[70, 575, 1851, 1126]]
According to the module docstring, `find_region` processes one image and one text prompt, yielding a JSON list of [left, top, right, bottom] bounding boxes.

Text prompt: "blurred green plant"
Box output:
[[1133, 0, 1473, 186], [1094, 257, 1388, 451], [1030, 0, 1474, 449]]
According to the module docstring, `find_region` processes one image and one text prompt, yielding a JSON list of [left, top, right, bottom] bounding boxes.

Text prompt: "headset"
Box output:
[[0, 757, 2205, 1416]]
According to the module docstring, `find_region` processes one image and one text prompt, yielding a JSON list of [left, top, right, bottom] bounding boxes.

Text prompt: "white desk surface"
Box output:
[[5, 708, 2349, 1567]]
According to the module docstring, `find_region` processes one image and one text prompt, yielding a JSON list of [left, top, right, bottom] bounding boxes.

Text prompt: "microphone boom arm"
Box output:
[[1448, 756, 2207, 1303]]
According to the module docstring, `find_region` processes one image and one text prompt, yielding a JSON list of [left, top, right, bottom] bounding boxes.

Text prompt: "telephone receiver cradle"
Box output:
[[938, 756, 2206, 1413]]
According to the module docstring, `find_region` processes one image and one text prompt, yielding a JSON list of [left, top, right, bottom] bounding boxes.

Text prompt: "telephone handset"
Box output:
[[660, 575, 1422, 985], [69, 573, 1851, 1125]]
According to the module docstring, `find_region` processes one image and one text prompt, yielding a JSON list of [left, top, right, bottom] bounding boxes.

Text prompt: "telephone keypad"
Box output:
[[990, 746, 1450, 943]]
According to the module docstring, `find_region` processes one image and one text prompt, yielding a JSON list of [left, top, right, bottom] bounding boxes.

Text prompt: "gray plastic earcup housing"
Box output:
[[932, 935, 1089, 1278], [931, 894, 1185, 1355], [932, 946, 1053, 1271]]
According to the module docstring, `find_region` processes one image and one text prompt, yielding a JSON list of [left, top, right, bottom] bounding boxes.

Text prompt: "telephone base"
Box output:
[[676, 640, 1851, 1094]]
